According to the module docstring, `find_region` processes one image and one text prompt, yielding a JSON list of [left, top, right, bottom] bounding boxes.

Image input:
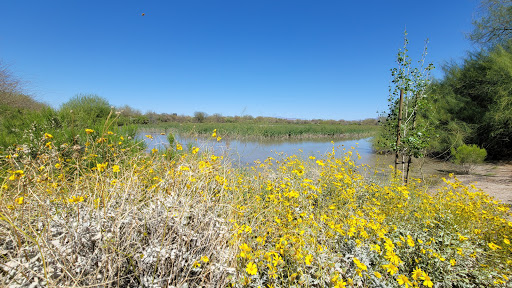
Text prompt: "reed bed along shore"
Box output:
[[140, 122, 378, 141], [1, 127, 511, 287]]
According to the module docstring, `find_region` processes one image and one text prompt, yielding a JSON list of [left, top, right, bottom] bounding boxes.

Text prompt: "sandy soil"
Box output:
[[366, 155, 512, 207], [453, 162, 512, 207]]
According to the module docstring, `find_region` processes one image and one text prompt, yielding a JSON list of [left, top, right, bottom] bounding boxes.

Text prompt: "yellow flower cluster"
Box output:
[[1, 129, 511, 287]]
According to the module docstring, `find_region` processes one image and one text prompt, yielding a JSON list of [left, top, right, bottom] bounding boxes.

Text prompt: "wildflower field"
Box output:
[[1, 124, 511, 287]]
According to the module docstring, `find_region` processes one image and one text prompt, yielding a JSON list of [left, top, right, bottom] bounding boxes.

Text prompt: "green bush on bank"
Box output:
[[451, 144, 487, 173], [0, 94, 139, 155]]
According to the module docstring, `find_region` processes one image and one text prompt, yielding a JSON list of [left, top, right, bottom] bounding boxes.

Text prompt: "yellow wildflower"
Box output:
[[396, 275, 412, 287], [15, 197, 24, 205], [200, 256, 209, 263], [9, 170, 24, 180], [96, 162, 108, 172], [382, 263, 398, 275], [44, 133, 53, 139], [69, 196, 84, 203], [246, 262, 257, 275], [112, 165, 120, 172], [85, 128, 94, 134], [420, 273, 434, 288], [240, 243, 251, 252], [353, 257, 367, 271], [412, 267, 423, 280], [407, 235, 415, 247], [334, 280, 347, 288], [305, 254, 313, 265], [488, 242, 501, 250]]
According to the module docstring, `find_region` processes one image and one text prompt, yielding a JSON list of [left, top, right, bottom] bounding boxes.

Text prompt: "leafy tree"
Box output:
[[194, 111, 207, 123], [428, 41, 512, 159], [378, 31, 434, 183], [470, 0, 512, 47]]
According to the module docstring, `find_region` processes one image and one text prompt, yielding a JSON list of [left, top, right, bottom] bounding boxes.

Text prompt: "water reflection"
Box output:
[[137, 132, 375, 166], [137, 131, 455, 184]]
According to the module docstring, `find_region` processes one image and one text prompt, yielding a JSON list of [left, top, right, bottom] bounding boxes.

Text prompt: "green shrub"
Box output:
[[59, 94, 112, 127], [167, 132, 175, 145], [451, 144, 487, 173]]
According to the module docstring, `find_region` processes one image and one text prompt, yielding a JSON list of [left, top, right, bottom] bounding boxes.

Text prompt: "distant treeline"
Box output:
[[118, 107, 379, 126], [0, 66, 378, 149]]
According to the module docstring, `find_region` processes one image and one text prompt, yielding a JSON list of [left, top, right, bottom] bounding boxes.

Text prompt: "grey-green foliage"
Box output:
[[451, 144, 487, 173], [470, 0, 512, 48], [194, 111, 207, 123]]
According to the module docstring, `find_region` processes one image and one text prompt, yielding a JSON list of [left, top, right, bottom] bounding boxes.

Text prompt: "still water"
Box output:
[[137, 131, 455, 184], [137, 132, 375, 166]]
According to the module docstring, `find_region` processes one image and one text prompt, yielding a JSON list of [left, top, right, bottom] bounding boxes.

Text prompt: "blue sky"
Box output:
[[0, 0, 479, 120]]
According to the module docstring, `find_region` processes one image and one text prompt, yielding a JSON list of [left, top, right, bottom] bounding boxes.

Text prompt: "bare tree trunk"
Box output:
[[405, 94, 419, 185], [405, 156, 412, 184], [394, 89, 404, 178]]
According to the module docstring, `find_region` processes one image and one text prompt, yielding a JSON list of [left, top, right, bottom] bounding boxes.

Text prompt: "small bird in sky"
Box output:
[[141, 13, 145, 16]]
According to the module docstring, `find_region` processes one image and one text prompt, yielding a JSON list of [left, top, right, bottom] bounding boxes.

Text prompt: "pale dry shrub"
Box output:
[[0, 147, 237, 287]]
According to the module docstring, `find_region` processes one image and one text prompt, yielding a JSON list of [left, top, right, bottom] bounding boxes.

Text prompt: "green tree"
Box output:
[[428, 42, 512, 159], [470, 0, 512, 47], [194, 111, 207, 123], [378, 31, 434, 183]]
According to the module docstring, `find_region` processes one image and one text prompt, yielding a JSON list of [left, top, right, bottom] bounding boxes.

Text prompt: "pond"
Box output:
[[137, 131, 458, 185], [137, 131, 376, 166]]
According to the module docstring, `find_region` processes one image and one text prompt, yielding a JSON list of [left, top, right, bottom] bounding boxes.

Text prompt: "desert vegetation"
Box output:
[[1, 1, 511, 287], [1, 115, 511, 286]]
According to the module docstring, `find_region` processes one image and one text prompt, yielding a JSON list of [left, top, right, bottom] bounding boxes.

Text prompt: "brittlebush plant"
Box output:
[[1, 126, 511, 287]]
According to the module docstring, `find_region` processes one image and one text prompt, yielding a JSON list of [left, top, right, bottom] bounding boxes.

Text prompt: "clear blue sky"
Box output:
[[0, 0, 479, 120]]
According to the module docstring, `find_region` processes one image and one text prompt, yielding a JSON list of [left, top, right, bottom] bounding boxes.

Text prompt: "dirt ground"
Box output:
[[367, 155, 512, 207], [453, 162, 512, 207]]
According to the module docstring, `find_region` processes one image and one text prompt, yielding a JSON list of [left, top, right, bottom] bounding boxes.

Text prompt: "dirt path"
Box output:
[[452, 163, 512, 207], [368, 155, 512, 207]]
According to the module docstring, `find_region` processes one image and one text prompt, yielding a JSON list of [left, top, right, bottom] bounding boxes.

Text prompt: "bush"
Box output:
[[451, 144, 487, 173], [59, 94, 112, 127]]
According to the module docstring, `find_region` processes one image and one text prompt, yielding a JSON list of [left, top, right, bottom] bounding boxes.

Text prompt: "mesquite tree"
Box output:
[[382, 31, 434, 183]]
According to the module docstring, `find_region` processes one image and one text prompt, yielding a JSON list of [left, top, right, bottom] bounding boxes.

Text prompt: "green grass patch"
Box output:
[[141, 122, 378, 140]]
